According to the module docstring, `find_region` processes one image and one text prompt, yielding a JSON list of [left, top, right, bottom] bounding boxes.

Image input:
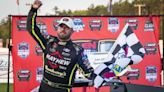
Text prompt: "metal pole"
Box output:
[[107, 0, 113, 15], [134, 4, 145, 15], [7, 15, 12, 92]]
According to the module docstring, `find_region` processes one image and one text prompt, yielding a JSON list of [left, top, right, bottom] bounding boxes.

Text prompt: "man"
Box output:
[[26, 0, 94, 92]]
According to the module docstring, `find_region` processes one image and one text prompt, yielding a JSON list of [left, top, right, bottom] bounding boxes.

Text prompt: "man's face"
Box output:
[[57, 24, 73, 41]]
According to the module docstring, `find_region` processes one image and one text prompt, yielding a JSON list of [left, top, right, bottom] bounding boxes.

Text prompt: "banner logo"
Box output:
[[36, 67, 43, 82], [144, 20, 154, 31], [125, 18, 138, 30], [144, 43, 157, 55], [18, 42, 29, 59], [73, 18, 85, 32], [17, 69, 31, 81], [108, 18, 119, 33], [17, 18, 27, 31], [146, 66, 157, 82], [126, 68, 140, 80], [35, 45, 43, 56], [89, 19, 102, 31]]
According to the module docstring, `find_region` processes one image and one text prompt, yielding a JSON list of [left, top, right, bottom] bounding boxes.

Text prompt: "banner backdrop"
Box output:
[[12, 16, 161, 92]]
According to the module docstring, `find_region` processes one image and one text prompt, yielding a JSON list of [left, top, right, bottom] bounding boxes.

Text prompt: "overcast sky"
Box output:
[[0, 0, 123, 21]]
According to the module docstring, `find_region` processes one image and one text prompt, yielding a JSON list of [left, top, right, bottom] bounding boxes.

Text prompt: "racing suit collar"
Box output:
[[58, 39, 72, 46]]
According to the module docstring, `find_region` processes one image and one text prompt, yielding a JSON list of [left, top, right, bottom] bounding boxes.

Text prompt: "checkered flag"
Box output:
[[93, 23, 145, 88]]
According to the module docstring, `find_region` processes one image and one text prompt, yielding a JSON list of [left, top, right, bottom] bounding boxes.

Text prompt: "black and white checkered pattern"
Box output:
[[93, 23, 145, 88]]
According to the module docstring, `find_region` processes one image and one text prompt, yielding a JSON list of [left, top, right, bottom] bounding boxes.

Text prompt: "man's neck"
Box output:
[[58, 37, 70, 42], [58, 38, 71, 45]]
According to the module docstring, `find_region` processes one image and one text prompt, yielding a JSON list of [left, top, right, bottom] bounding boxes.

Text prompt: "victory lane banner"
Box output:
[[11, 16, 161, 92]]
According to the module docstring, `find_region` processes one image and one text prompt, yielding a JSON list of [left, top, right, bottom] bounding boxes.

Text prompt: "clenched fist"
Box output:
[[32, 0, 42, 9]]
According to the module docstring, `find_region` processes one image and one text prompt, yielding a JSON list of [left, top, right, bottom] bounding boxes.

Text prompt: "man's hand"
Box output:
[[32, 0, 42, 9]]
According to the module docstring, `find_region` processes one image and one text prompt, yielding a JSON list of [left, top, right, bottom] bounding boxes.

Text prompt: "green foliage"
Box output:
[[55, 0, 163, 16], [87, 5, 109, 16], [53, 0, 163, 39], [112, 1, 135, 15], [0, 83, 13, 92], [71, 10, 88, 16], [0, 18, 10, 47]]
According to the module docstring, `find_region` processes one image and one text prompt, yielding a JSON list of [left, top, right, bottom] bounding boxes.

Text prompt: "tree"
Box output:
[[0, 18, 10, 47], [53, 6, 60, 15], [53, 0, 163, 39], [112, 0, 135, 15]]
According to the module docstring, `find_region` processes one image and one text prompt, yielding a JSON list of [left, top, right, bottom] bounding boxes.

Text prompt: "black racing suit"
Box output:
[[27, 7, 94, 92]]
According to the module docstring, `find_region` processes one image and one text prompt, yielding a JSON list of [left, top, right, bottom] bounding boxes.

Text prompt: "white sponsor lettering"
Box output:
[[46, 54, 70, 66]]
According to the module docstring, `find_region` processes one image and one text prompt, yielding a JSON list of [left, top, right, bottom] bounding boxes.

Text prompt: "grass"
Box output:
[[0, 83, 13, 92]]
